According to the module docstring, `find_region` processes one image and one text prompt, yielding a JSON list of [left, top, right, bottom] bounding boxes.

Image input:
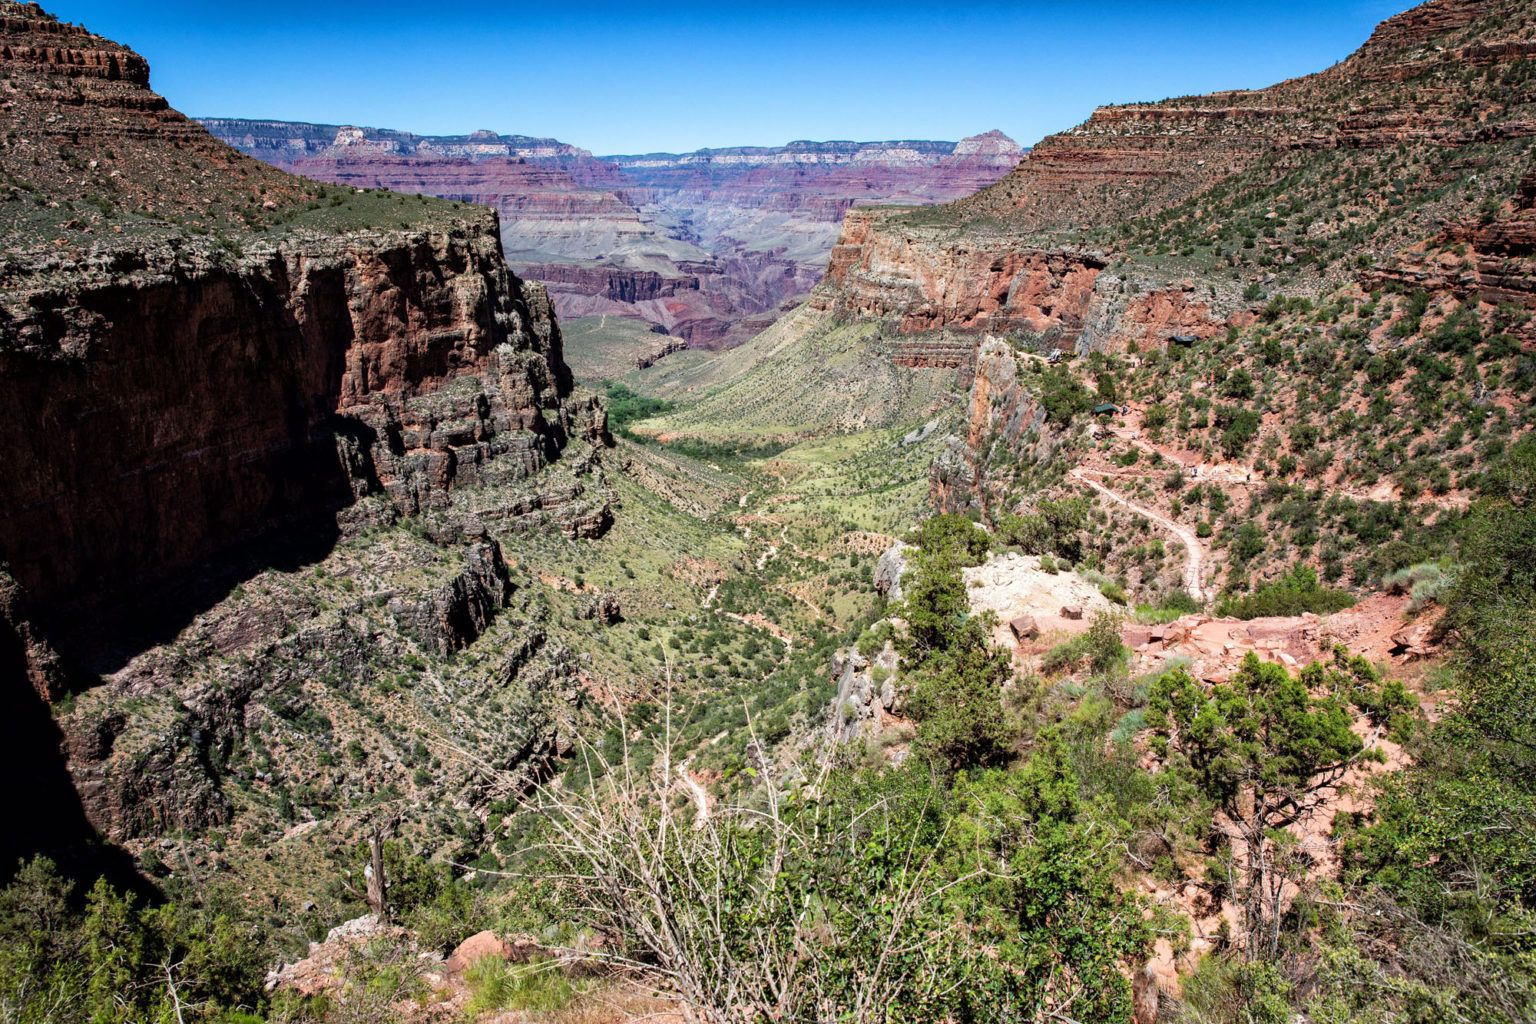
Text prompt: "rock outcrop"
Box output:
[[386, 541, 513, 655], [873, 542, 914, 602], [931, 339, 1057, 517], [828, 641, 901, 745]]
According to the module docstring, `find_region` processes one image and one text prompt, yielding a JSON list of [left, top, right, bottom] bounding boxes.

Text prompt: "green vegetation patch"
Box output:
[[1216, 564, 1356, 619]]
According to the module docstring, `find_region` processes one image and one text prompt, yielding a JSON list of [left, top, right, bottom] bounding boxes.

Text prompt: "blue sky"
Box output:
[[51, 1, 1418, 155]]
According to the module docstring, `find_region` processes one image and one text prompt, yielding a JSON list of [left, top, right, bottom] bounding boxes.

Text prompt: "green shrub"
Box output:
[[907, 617, 1017, 772], [1136, 591, 1201, 624], [1381, 561, 1453, 611], [1041, 613, 1128, 676], [1218, 408, 1262, 458], [910, 513, 991, 567], [1217, 565, 1355, 619], [534, 747, 1153, 1024]]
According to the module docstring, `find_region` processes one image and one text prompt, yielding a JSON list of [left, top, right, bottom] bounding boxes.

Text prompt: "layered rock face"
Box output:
[[818, 209, 1232, 352], [0, 4, 611, 612], [198, 121, 616, 180], [608, 133, 1026, 269], [818, 211, 1108, 340], [811, 0, 1536, 351], [205, 121, 1024, 349], [955, 1, 1534, 234], [1369, 165, 1536, 307], [0, 222, 598, 615]]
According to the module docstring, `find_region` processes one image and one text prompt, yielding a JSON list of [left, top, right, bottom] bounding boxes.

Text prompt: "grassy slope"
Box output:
[[632, 307, 961, 441], [559, 316, 679, 384]]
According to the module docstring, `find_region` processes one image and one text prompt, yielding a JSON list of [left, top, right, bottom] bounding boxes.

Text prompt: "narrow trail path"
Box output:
[[756, 544, 779, 571], [676, 759, 711, 827], [723, 611, 796, 652], [1071, 468, 1209, 603]]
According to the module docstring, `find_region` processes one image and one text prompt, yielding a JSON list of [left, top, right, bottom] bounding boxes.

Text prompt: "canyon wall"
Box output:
[[815, 208, 1232, 352], [0, 2, 612, 875], [929, 339, 1056, 518], [0, 218, 600, 613], [0, 1, 609, 667]]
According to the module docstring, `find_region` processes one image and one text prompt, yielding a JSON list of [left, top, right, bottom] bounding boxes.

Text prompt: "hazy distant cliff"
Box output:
[[205, 119, 1024, 348]]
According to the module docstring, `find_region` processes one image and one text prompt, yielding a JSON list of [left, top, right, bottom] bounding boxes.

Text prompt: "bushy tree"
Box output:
[[906, 616, 1016, 772], [996, 496, 1090, 562], [1037, 364, 1096, 425], [1339, 475, 1536, 1020], [897, 552, 970, 659], [909, 513, 990, 567], [1149, 655, 1370, 958], [0, 860, 270, 1024]]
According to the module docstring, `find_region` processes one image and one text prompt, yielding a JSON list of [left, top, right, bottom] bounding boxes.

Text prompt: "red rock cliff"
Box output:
[[0, 3, 606, 635], [810, 0, 1536, 350]]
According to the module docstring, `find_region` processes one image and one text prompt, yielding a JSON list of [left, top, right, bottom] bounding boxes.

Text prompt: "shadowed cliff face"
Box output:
[[0, 602, 146, 889], [0, 1, 612, 875], [0, 4, 604, 635], [0, 225, 581, 617], [0, 4, 594, 616]]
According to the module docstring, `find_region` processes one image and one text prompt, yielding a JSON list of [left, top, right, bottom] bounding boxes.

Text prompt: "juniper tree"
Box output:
[[1148, 654, 1372, 959]]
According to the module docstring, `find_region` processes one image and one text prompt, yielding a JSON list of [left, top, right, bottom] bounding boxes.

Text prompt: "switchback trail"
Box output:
[[1071, 468, 1209, 603]]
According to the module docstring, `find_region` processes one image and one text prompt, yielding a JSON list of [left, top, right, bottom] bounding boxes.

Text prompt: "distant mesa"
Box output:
[[953, 129, 1025, 157]]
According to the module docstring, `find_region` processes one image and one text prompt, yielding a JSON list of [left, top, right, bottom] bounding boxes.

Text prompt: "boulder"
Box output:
[[1008, 615, 1040, 641], [445, 931, 514, 975], [1061, 604, 1085, 621], [1390, 619, 1436, 660], [1122, 625, 1154, 649]]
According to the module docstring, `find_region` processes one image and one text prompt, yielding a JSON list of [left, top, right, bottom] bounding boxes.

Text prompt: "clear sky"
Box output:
[[49, 0, 1419, 156]]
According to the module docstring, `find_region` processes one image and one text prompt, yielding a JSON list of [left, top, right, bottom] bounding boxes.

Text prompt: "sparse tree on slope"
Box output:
[[1149, 654, 1372, 959]]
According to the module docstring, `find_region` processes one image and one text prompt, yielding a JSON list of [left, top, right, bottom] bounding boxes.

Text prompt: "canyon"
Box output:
[[204, 119, 1022, 353], [683, 0, 1535, 595], [1, 1, 1533, 1022]]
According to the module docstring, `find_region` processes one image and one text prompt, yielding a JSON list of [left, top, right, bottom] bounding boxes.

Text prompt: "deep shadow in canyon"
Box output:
[[0, 609, 149, 894]]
